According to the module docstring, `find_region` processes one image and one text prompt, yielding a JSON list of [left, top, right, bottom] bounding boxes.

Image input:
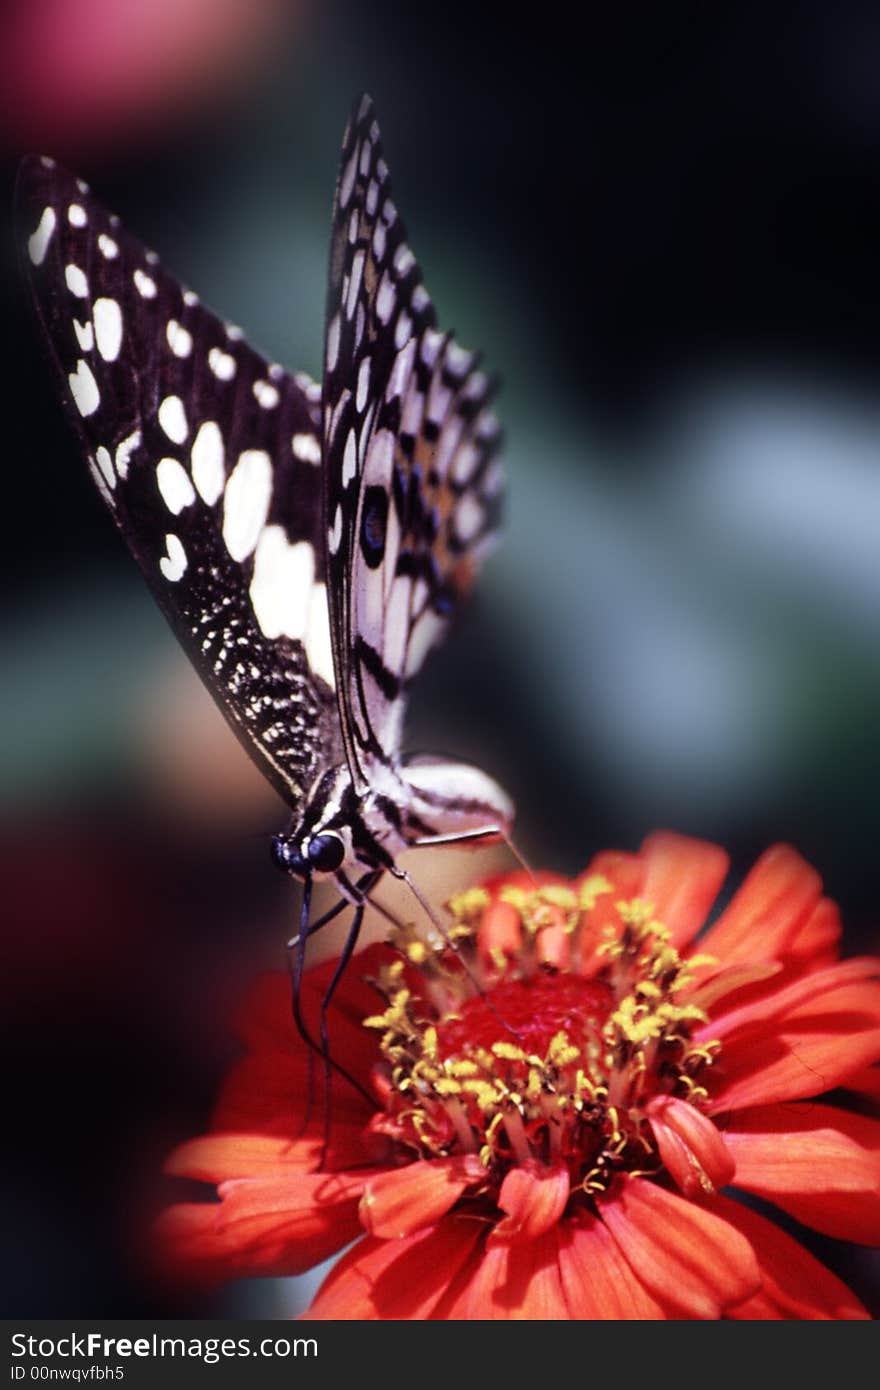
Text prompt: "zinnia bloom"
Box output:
[[159, 832, 880, 1318]]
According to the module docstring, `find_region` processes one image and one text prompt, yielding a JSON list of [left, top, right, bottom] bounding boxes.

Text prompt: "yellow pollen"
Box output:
[[498, 886, 528, 910], [578, 874, 613, 910], [448, 887, 490, 922], [434, 1077, 463, 1097]]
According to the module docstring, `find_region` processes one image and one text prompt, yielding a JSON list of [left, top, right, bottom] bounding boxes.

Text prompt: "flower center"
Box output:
[[364, 884, 722, 1200]]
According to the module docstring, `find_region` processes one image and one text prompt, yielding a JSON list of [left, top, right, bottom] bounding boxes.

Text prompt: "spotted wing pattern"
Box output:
[[18, 156, 342, 810], [323, 95, 505, 783]]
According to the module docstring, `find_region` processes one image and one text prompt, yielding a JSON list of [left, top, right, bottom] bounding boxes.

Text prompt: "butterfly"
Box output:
[[18, 95, 514, 1030]]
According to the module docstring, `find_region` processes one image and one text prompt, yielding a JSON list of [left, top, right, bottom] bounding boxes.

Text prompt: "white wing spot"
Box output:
[[356, 356, 371, 412], [160, 534, 187, 582], [93, 297, 123, 361], [455, 491, 484, 544], [65, 264, 88, 297], [95, 446, 115, 490], [68, 359, 99, 416], [346, 250, 365, 320], [28, 207, 56, 265], [222, 450, 272, 562], [225, 322, 243, 341], [73, 319, 93, 352], [376, 273, 395, 324], [249, 527, 314, 640], [115, 429, 141, 478], [89, 458, 113, 506], [98, 233, 118, 259], [191, 421, 225, 505], [208, 347, 236, 381], [166, 319, 193, 357], [394, 245, 415, 276], [158, 395, 188, 444], [306, 582, 335, 689], [452, 441, 479, 486], [157, 457, 196, 515], [339, 148, 358, 209], [328, 503, 343, 556], [68, 203, 87, 227], [342, 428, 358, 488], [183, 289, 199, 306], [134, 268, 157, 298], [292, 433, 321, 465], [268, 362, 283, 380], [372, 221, 386, 262], [327, 312, 341, 372], [253, 380, 280, 409], [394, 310, 412, 350]]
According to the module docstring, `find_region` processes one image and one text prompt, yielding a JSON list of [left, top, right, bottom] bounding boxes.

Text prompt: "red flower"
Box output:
[[158, 833, 880, 1318]]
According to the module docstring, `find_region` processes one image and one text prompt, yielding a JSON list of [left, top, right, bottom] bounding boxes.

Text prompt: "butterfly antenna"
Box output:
[[502, 832, 537, 886]]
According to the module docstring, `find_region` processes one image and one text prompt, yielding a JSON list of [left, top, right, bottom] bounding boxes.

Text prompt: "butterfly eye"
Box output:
[[307, 832, 345, 873]]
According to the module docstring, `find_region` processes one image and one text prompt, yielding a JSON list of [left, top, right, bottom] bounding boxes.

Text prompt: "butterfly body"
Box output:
[[271, 755, 513, 889], [19, 95, 512, 917]]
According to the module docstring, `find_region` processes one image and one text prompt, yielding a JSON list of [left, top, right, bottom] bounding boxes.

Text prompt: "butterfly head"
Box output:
[[271, 829, 347, 880]]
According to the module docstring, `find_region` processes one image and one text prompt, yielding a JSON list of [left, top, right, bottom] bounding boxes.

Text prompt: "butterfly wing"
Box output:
[[18, 155, 343, 812], [322, 96, 504, 787]]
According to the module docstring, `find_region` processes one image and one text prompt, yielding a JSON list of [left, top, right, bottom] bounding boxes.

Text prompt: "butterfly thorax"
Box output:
[[271, 755, 513, 886]]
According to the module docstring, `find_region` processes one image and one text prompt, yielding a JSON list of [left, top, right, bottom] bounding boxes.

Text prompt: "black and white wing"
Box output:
[[322, 95, 504, 788], [18, 156, 343, 811]]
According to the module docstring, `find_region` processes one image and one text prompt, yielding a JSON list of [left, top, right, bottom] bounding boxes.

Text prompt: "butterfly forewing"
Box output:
[[18, 156, 342, 810], [322, 95, 505, 782]]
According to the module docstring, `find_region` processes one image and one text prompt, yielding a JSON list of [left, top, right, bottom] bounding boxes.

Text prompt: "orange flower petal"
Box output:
[[572, 839, 642, 906], [639, 831, 729, 948], [166, 1133, 321, 1183], [708, 975, 880, 1112], [157, 1169, 364, 1282], [723, 1103, 880, 1244], [709, 1195, 870, 1320], [597, 1175, 760, 1318], [704, 957, 880, 1042], [786, 898, 842, 972], [479, 900, 523, 961], [155, 1202, 256, 1285], [646, 1096, 735, 1197], [557, 1213, 670, 1318], [205, 1169, 371, 1276], [686, 961, 783, 1016], [700, 845, 822, 967], [359, 1155, 484, 1239], [435, 1227, 569, 1319], [304, 1218, 482, 1319], [490, 1160, 570, 1243]]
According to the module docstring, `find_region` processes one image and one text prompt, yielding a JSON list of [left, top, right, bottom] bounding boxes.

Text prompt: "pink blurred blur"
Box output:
[[0, 0, 301, 154]]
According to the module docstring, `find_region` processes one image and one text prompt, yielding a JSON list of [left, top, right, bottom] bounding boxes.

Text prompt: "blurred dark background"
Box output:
[[2, 0, 879, 1317]]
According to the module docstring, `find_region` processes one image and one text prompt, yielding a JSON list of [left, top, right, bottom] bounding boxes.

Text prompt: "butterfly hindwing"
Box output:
[[18, 156, 343, 810], [323, 95, 505, 781]]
